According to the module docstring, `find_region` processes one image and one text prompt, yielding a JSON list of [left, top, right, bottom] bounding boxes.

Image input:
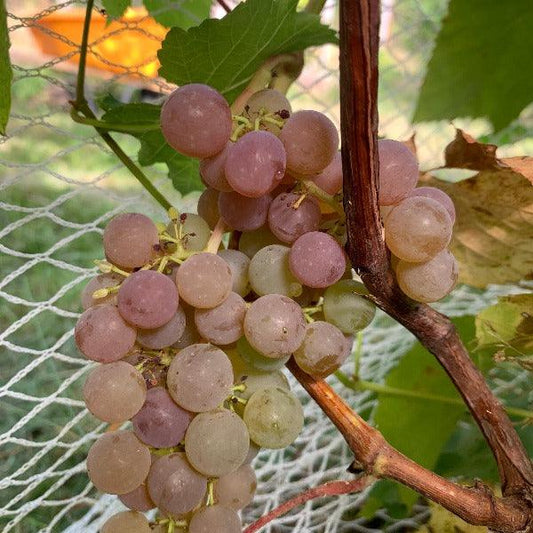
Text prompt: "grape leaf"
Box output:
[[102, 0, 131, 20], [158, 0, 338, 103], [144, 0, 211, 29], [0, 0, 12, 135], [413, 0, 533, 132]]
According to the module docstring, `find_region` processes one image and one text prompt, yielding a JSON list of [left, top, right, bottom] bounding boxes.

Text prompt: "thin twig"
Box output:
[[216, 0, 232, 14]]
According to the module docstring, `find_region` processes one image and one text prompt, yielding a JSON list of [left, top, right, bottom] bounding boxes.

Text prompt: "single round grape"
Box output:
[[218, 191, 272, 231], [294, 321, 348, 378], [244, 441, 261, 464], [289, 231, 346, 288], [244, 294, 306, 358], [101, 511, 151, 533], [243, 387, 304, 449], [280, 110, 338, 175], [199, 142, 233, 192], [185, 408, 249, 477], [167, 213, 212, 252], [86, 431, 151, 494], [214, 464, 257, 510], [244, 88, 292, 135], [137, 307, 186, 349], [236, 336, 291, 372], [249, 244, 302, 297], [161, 84, 232, 159], [75, 304, 136, 363], [119, 481, 155, 512], [147, 453, 207, 512], [384, 196, 453, 262], [189, 504, 242, 533], [217, 249, 251, 297], [323, 279, 376, 334], [81, 273, 121, 309], [378, 139, 419, 206], [396, 249, 458, 303], [234, 361, 290, 400], [310, 151, 343, 194], [194, 292, 247, 345], [176, 253, 232, 308], [197, 187, 220, 230], [83, 361, 146, 423], [167, 343, 233, 412], [172, 303, 203, 349], [225, 130, 286, 197], [118, 270, 178, 329], [268, 192, 321, 243], [103, 213, 159, 270], [409, 186, 456, 223], [132, 386, 194, 448], [238, 226, 283, 258]]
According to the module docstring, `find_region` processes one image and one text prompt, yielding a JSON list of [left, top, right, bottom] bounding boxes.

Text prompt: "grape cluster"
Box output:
[[77, 83, 457, 532]]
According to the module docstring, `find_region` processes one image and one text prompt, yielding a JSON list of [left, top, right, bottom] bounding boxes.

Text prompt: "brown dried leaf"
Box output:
[[501, 156, 533, 185], [425, 169, 533, 288]]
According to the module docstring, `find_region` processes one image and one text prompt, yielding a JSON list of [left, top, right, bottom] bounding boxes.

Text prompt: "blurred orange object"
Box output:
[[30, 7, 168, 79]]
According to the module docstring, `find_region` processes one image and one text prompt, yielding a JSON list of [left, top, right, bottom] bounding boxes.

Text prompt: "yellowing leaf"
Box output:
[[416, 499, 488, 533]]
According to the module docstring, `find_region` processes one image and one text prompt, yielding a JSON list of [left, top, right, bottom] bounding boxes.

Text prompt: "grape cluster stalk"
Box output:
[[77, 83, 458, 532]]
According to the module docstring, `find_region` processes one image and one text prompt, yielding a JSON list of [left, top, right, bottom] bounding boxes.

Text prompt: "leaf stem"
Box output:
[[70, 111, 159, 132]]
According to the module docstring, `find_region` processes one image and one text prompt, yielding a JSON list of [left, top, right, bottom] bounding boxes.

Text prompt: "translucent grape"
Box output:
[[289, 231, 346, 288], [83, 361, 146, 423], [268, 192, 321, 243], [199, 142, 232, 192], [280, 110, 338, 175], [167, 213, 212, 252], [172, 303, 202, 349], [101, 511, 151, 533], [185, 408, 249, 477], [86, 431, 151, 494], [236, 336, 291, 372], [118, 270, 178, 329], [214, 464, 257, 510], [217, 249, 251, 297], [167, 343, 233, 412], [378, 139, 419, 206], [161, 84, 232, 159], [103, 213, 159, 269], [194, 292, 247, 345], [218, 191, 272, 231], [294, 321, 348, 378], [243, 387, 304, 449], [176, 253, 232, 308], [384, 196, 453, 262], [132, 386, 194, 448], [197, 187, 220, 229], [225, 131, 286, 197], [238, 226, 283, 258], [118, 481, 155, 512], [147, 453, 207, 513], [396, 249, 458, 303], [323, 280, 376, 334], [234, 361, 290, 399], [81, 273, 121, 309], [244, 294, 306, 358], [409, 186, 456, 223], [75, 304, 136, 363], [189, 505, 242, 533], [310, 151, 343, 194], [244, 88, 291, 135], [137, 307, 186, 349], [248, 244, 302, 297]]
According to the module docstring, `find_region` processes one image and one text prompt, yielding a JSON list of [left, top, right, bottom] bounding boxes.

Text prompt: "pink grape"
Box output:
[[378, 139, 419, 206], [118, 481, 155, 512], [217, 249, 251, 297], [81, 273, 121, 309], [289, 231, 346, 288], [409, 186, 456, 223], [161, 84, 232, 159], [118, 270, 178, 329], [310, 151, 343, 194], [214, 464, 257, 510], [218, 191, 272, 232], [197, 187, 220, 229], [101, 511, 151, 533], [75, 304, 136, 363], [244, 88, 291, 135], [189, 504, 242, 533], [199, 142, 233, 192], [225, 130, 286, 197], [136, 308, 186, 349]]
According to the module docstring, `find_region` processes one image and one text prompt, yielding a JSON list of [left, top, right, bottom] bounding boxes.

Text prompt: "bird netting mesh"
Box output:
[[0, 1, 529, 532]]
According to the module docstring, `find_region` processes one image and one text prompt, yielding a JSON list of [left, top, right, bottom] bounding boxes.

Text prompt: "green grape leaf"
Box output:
[[102, 0, 131, 20], [158, 0, 338, 103], [359, 480, 408, 520], [0, 0, 12, 135], [144, 0, 211, 29], [101, 103, 202, 194], [413, 0, 533, 131]]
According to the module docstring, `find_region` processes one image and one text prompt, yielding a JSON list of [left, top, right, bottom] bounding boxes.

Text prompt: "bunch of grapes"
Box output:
[[77, 83, 457, 533]]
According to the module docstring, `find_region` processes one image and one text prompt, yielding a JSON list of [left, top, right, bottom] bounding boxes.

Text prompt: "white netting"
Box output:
[[0, 1, 529, 532]]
